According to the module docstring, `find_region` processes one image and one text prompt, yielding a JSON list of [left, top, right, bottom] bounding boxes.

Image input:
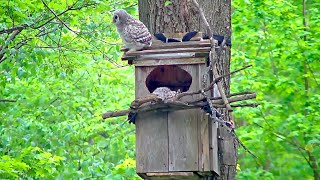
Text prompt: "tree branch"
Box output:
[[40, 0, 77, 33], [0, 29, 22, 62], [102, 93, 256, 119], [0, 99, 17, 102]]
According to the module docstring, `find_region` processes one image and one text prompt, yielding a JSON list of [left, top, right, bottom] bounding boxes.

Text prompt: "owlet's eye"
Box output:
[[114, 15, 118, 20]]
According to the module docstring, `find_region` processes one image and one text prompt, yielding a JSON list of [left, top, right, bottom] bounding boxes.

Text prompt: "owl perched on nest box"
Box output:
[[113, 9, 152, 52]]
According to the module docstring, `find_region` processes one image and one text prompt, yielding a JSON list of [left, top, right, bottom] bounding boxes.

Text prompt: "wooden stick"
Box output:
[[191, 0, 212, 38], [176, 65, 252, 100], [101, 93, 256, 119], [0, 99, 17, 102], [102, 110, 130, 119]]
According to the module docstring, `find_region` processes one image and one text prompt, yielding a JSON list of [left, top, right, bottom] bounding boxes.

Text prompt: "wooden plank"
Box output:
[[133, 58, 205, 66], [147, 172, 195, 176], [168, 64, 201, 172], [210, 121, 220, 175], [136, 53, 197, 61], [211, 72, 221, 175], [197, 63, 211, 172], [125, 47, 210, 56], [122, 52, 209, 61], [121, 40, 210, 52], [218, 126, 237, 165], [168, 109, 199, 171], [198, 112, 210, 172], [135, 66, 169, 173], [147, 172, 199, 180]]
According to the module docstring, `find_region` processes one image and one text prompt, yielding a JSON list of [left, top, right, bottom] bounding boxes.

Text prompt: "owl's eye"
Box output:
[[114, 15, 118, 20]]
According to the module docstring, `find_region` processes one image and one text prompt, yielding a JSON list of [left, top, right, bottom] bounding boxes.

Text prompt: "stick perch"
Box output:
[[102, 92, 256, 119]]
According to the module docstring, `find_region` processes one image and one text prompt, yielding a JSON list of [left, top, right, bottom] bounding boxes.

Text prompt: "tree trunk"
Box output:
[[138, 0, 236, 179]]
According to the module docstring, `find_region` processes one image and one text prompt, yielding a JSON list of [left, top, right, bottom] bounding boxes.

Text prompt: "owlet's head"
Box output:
[[113, 9, 129, 25]]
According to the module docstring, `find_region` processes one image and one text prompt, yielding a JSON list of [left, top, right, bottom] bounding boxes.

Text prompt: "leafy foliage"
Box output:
[[0, 0, 319, 179], [0, 0, 139, 179], [232, 0, 320, 179]]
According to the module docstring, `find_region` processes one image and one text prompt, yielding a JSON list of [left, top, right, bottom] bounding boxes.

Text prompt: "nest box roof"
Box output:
[[121, 32, 211, 64]]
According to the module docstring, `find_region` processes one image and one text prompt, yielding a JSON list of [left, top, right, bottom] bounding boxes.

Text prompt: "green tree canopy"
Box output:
[[0, 0, 319, 179]]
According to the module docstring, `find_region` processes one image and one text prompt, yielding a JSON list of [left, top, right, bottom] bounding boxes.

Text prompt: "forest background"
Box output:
[[0, 0, 319, 179]]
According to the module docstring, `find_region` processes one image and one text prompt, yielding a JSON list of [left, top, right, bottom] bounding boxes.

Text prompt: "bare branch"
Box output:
[[0, 25, 28, 34], [0, 29, 22, 62], [102, 93, 256, 119], [0, 99, 17, 102], [40, 0, 77, 33], [191, 0, 212, 38], [176, 65, 252, 100]]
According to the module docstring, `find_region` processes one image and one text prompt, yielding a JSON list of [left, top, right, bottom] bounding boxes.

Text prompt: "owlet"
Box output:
[[113, 9, 152, 52]]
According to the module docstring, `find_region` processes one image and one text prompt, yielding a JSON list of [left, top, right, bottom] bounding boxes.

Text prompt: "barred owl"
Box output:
[[152, 87, 179, 101], [113, 9, 152, 52]]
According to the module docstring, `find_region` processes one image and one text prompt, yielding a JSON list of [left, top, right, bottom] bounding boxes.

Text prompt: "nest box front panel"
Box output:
[[135, 62, 214, 173]]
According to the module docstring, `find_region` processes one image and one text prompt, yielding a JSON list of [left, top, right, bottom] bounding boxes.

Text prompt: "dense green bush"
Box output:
[[0, 0, 318, 179]]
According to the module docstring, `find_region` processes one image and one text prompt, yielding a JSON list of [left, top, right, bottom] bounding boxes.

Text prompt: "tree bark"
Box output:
[[138, 0, 236, 179]]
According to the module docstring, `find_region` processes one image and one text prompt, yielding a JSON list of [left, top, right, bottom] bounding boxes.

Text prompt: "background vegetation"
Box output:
[[0, 0, 319, 179]]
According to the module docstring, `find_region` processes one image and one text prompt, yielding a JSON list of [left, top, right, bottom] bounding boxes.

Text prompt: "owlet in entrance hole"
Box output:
[[112, 9, 152, 52]]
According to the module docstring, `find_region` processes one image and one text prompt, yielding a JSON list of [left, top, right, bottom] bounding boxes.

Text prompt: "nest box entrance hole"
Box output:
[[145, 65, 192, 93]]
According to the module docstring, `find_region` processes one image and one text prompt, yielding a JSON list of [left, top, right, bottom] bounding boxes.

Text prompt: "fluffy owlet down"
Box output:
[[113, 9, 152, 52], [152, 87, 179, 101]]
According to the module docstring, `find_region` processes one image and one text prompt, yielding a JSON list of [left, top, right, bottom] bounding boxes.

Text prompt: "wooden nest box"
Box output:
[[123, 33, 219, 179]]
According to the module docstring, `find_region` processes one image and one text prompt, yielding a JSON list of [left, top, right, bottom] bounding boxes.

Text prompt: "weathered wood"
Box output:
[[133, 58, 205, 66], [168, 65, 200, 172], [136, 111, 169, 173], [135, 66, 169, 173], [210, 121, 219, 175], [144, 40, 210, 50], [198, 111, 210, 171], [218, 125, 237, 180], [145, 172, 200, 180], [138, 0, 234, 178], [125, 47, 210, 56], [198, 63, 210, 172], [102, 93, 257, 119]]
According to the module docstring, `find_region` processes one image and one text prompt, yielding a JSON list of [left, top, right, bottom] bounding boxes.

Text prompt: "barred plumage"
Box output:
[[113, 9, 152, 52], [152, 87, 179, 101]]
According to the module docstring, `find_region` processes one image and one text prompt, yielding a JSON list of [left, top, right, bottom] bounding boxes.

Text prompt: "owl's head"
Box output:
[[113, 9, 129, 25]]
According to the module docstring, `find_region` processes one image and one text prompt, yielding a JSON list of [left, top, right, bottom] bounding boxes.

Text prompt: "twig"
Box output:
[[191, 0, 233, 112], [102, 93, 256, 119], [191, 0, 212, 38], [0, 29, 22, 62], [176, 65, 252, 100], [0, 25, 27, 34], [232, 130, 258, 159], [230, 103, 259, 108], [41, 0, 77, 33], [0, 99, 17, 102], [102, 110, 130, 119]]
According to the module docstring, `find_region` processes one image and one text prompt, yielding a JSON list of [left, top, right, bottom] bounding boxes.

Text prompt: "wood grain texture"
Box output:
[[146, 172, 200, 180], [125, 47, 210, 56], [135, 67, 169, 173], [138, 0, 234, 178], [168, 64, 201, 172], [197, 63, 210, 172], [133, 58, 205, 66], [198, 111, 210, 172], [210, 121, 219, 175]]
